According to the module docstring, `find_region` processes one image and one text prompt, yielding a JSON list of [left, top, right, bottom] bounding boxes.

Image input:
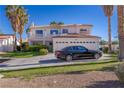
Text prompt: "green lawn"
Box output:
[[0, 51, 41, 58], [0, 61, 121, 79]]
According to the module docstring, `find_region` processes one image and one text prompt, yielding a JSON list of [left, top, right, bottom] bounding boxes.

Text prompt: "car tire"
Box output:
[[66, 55, 72, 61], [94, 53, 100, 59]]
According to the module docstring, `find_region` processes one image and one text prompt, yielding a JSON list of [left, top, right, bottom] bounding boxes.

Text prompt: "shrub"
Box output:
[[16, 46, 21, 51], [102, 47, 109, 53], [28, 44, 48, 52], [115, 63, 124, 83], [40, 45, 48, 49], [39, 49, 48, 55], [22, 42, 29, 52], [48, 46, 53, 53], [28, 45, 42, 52]]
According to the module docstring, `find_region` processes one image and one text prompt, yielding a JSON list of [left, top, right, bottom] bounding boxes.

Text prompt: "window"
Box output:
[[36, 30, 43, 34], [49, 42, 53, 45], [50, 30, 58, 35], [35, 30, 43, 37], [77, 46, 86, 50], [62, 29, 68, 34], [80, 29, 87, 31], [62, 46, 73, 51]]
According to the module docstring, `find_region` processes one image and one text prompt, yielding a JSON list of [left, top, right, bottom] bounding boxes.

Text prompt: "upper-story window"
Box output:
[[62, 29, 68, 34], [50, 30, 58, 35], [80, 28, 87, 31], [35, 30, 43, 37]]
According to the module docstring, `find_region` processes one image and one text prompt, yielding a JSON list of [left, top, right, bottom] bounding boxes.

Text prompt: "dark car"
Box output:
[[55, 46, 102, 61]]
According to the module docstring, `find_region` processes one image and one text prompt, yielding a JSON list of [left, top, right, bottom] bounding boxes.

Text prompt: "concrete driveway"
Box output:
[[0, 53, 112, 71]]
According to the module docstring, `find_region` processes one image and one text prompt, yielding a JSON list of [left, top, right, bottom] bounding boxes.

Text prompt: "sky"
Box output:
[[0, 5, 118, 40]]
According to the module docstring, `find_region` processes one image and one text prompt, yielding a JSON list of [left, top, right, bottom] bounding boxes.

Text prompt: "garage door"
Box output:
[[53, 38, 100, 52]]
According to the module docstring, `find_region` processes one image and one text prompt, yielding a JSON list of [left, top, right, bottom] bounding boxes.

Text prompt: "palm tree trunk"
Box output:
[[14, 32, 17, 51], [118, 5, 124, 62], [19, 34, 22, 50], [108, 16, 112, 53], [26, 33, 29, 50]]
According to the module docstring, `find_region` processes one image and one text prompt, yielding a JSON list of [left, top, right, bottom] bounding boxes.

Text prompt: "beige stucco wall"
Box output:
[[53, 37, 100, 52], [29, 24, 92, 44]]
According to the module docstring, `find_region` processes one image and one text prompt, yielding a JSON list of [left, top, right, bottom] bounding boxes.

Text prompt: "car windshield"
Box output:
[[62, 46, 72, 50], [76, 46, 87, 50]]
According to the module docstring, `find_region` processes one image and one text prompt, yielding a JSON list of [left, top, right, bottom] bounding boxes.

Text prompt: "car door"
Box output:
[[71, 46, 81, 58], [76, 46, 88, 58]]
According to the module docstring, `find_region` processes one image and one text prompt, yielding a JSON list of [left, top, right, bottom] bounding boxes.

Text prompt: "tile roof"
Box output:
[[53, 34, 101, 39], [0, 34, 14, 39]]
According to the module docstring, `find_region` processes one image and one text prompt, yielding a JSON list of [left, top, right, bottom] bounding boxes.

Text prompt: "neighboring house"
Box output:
[[28, 24, 101, 52], [0, 34, 15, 52]]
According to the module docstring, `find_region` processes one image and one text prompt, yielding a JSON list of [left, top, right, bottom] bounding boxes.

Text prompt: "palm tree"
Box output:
[[25, 27, 30, 50], [103, 5, 114, 53], [18, 6, 28, 49], [117, 5, 124, 61], [50, 21, 64, 31], [50, 21, 57, 25], [6, 5, 20, 51], [26, 26, 30, 42]]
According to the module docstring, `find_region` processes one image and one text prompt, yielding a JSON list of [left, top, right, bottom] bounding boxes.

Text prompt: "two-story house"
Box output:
[[28, 23, 101, 51]]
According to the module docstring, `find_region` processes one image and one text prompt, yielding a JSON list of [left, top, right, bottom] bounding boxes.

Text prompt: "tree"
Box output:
[[100, 40, 108, 45], [50, 21, 64, 30], [18, 6, 28, 49], [103, 5, 114, 53], [117, 5, 124, 61], [50, 21, 57, 25], [26, 26, 30, 42], [112, 40, 119, 45], [6, 5, 20, 51]]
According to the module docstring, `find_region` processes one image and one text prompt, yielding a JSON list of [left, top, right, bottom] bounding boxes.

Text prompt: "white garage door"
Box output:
[[53, 38, 100, 52]]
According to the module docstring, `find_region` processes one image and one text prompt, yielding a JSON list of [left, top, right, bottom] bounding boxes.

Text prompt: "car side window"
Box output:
[[72, 46, 77, 50], [77, 46, 86, 50], [67, 47, 73, 51]]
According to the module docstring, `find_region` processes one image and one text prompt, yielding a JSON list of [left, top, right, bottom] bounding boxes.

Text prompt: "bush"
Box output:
[[39, 49, 48, 55], [48, 46, 53, 53], [22, 42, 29, 52], [28, 45, 41, 52], [28, 44, 48, 52], [115, 63, 124, 83], [16, 46, 21, 51], [102, 47, 109, 53]]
